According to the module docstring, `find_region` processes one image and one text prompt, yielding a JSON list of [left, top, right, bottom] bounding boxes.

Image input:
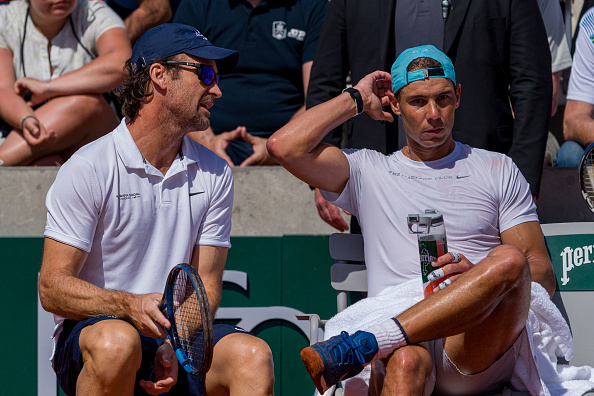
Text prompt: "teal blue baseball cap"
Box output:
[[391, 45, 456, 94]]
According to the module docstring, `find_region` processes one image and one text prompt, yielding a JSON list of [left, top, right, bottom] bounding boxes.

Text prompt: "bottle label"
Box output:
[[419, 235, 447, 297]]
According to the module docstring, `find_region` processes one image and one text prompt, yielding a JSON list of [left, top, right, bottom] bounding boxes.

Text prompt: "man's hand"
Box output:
[[139, 340, 178, 395], [315, 188, 349, 232], [14, 77, 51, 106], [429, 252, 475, 293], [20, 116, 56, 147], [210, 126, 244, 166], [239, 128, 277, 166], [128, 292, 170, 338], [353, 71, 395, 122]]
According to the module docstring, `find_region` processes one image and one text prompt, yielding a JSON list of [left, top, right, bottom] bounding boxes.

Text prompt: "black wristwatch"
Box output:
[[343, 87, 363, 116]]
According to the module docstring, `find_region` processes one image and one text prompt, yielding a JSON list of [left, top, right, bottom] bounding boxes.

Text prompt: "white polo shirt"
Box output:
[[567, 7, 594, 105], [45, 119, 233, 306]]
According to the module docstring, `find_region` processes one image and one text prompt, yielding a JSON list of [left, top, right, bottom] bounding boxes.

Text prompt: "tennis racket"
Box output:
[[160, 263, 213, 376], [579, 142, 594, 214]]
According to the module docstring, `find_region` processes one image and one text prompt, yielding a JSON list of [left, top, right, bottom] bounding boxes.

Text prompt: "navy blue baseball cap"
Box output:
[[130, 23, 239, 75], [391, 45, 456, 93]]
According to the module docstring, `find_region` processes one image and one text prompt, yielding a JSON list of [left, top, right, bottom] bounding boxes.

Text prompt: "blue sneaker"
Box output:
[[300, 330, 378, 393]]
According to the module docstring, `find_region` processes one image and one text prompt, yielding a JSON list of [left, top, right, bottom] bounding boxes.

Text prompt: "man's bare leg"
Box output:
[[204, 332, 275, 396], [77, 319, 142, 396], [302, 244, 531, 392], [397, 244, 530, 372], [370, 345, 434, 396], [0, 94, 118, 165]]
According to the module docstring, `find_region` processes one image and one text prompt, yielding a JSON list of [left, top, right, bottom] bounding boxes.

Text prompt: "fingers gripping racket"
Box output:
[[160, 263, 213, 376], [579, 142, 594, 214]]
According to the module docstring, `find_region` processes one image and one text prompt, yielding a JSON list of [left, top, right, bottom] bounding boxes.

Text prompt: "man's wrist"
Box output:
[[343, 87, 363, 116]]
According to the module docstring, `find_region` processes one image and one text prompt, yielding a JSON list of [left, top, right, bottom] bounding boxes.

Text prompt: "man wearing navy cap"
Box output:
[[39, 23, 274, 396], [268, 45, 557, 394]]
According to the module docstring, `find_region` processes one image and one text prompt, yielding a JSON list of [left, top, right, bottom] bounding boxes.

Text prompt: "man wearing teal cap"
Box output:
[[268, 45, 560, 394]]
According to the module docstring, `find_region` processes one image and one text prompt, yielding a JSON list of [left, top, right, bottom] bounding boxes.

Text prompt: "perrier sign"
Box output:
[[546, 233, 594, 291]]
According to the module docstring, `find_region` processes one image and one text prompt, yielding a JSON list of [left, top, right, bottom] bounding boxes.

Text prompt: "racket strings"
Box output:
[[172, 271, 206, 368], [582, 150, 594, 203]]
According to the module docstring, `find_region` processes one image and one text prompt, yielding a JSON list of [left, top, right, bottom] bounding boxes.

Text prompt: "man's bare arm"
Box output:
[[125, 0, 172, 44], [38, 238, 169, 337], [267, 70, 394, 193], [190, 245, 228, 318], [563, 100, 594, 147], [500, 221, 556, 297]]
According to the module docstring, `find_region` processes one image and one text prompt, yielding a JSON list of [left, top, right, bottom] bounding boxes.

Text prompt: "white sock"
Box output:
[[366, 318, 409, 360]]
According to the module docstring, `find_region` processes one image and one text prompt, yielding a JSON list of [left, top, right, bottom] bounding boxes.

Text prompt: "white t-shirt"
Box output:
[[0, 0, 125, 80], [537, 0, 572, 73], [321, 143, 538, 297], [567, 7, 594, 105], [45, 119, 233, 330]]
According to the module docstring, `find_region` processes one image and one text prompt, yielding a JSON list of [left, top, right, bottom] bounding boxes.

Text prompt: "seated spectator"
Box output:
[[173, 0, 327, 166], [105, 0, 173, 44], [536, 0, 572, 167], [0, 0, 131, 166], [560, 6, 594, 167]]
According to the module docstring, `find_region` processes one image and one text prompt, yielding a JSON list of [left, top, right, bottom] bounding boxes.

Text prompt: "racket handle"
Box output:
[[176, 349, 190, 369]]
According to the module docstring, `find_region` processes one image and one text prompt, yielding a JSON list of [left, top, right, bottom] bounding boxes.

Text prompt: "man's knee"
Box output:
[[485, 245, 530, 286], [386, 345, 433, 378], [232, 335, 274, 374], [372, 345, 433, 395], [79, 320, 142, 372]]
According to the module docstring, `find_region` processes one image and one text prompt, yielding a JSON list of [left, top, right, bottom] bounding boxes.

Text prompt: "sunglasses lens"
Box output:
[[201, 66, 216, 85]]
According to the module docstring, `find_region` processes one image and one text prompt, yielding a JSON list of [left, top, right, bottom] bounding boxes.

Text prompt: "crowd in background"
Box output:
[[0, 0, 593, 223]]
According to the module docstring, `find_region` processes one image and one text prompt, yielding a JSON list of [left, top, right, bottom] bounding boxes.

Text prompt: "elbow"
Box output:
[[38, 276, 54, 313], [266, 135, 284, 164]]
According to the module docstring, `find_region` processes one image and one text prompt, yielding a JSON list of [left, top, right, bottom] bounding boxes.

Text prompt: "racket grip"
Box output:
[[176, 349, 190, 369]]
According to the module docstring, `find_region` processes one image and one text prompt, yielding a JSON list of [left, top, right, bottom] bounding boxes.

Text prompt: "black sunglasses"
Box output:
[[163, 61, 219, 85]]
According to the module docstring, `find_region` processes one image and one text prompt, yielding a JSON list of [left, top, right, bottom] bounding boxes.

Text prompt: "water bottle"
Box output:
[[407, 209, 448, 297]]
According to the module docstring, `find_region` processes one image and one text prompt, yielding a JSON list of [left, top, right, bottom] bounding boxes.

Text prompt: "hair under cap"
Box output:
[[391, 45, 456, 93]]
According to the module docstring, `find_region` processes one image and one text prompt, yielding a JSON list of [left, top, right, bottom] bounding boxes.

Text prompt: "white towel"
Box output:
[[322, 281, 594, 396], [510, 282, 594, 395]]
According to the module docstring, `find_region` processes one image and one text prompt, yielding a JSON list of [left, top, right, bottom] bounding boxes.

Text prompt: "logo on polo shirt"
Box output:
[[117, 192, 141, 200], [272, 21, 306, 41]]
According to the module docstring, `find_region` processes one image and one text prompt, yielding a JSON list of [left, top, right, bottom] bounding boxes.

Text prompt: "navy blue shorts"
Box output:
[[53, 316, 251, 396]]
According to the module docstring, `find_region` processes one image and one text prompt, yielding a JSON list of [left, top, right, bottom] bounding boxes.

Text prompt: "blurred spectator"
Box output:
[[560, 6, 594, 167], [173, 0, 328, 166], [307, 0, 552, 231], [0, 0, 131, 166], [538, 0, 572, 118], [537, 0, 572, 167], [105, 0, 173, 44]]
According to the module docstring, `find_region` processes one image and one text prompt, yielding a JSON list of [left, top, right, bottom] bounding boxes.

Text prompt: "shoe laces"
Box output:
[[331, 331, 365, 366]]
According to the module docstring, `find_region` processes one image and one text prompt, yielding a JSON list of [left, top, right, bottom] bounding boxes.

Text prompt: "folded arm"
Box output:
[[14, 27, 131, 105]]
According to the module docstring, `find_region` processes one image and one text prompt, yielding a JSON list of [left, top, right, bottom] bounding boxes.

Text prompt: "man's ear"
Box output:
[[455, 84, 461, 109], [390, 94, 401, 116], [149, 63, 168, 91]]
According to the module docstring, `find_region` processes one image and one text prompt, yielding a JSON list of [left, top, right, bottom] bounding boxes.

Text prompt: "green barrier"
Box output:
[[11, 227, 593, 395]]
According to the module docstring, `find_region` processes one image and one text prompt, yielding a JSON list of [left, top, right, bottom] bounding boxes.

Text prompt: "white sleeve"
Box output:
[[78, 0, 127, 56], [567, 9, 594, 105], [197, 163, 233, 248], [497, 156, 539, 233], [537, 0, 572, 73], [44, 155, 103, 252]]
